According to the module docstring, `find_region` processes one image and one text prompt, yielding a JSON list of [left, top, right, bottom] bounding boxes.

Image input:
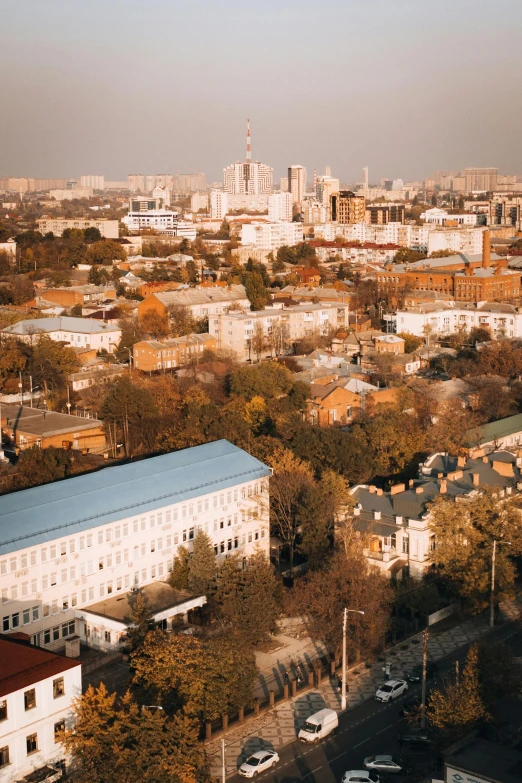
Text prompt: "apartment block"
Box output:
[[209, 302, 349, 361], [1, 317, 121, 353], [133, 333, 216, 372], [268, 192, 293, 222], [366, 203, 405, 225], [138, 285, 250, 323], [49, 188, 93, 201], [240, 221, 303, 250], [0, 441, 271, 652], [37, 218, 119, 239], [0, 636, 82, 783], [396, 302, 522, 339], [330, 191, 366, 224]]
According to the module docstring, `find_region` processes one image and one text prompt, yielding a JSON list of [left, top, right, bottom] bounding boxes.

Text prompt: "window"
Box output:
[[32, 606, 39, 621], [21, 553, 28, 568], [53, 678, 65, 698], [24, 689, 36, 711], [23, 609, 30, 625], [60, 542, 67, 556], [104, 631, 111, 643], [98, 531, 103, 545], [11, 613, 19, 628], [0, 700, 6, 722], [54, 720, 65, 743], [0, 746, 9, 768], [0, 561, 6, 575], [50, 545, 57, 559], [50, 572, 57, 586], [26, 733, 38, 755], [402, 538, 409, 555]]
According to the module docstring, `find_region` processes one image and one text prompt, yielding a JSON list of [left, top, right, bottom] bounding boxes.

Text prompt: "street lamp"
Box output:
[[490, 539, 511, 628], [342, 608, 365, 710]]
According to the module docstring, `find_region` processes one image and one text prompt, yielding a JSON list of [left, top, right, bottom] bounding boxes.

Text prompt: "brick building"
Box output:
[[133, 333, 216, 372], [0, 405, 106, 453]]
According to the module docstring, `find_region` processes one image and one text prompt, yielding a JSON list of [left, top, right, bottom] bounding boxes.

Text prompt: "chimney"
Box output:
[[492, 460, 514, 477], [376, 488, 383, 496], [472, 473, 480, 486], [457, 455, 466, 468], [439, 478, 447, 494], [408, 479, 414, 489], [482, 229, 491, 268], [369, 485, 377, 494], [390, 483, 406, 496], [415, 486, 424, 494]]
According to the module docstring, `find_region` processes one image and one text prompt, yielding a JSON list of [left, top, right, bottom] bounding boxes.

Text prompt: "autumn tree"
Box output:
[[251, 320, 266, 361], [167, 304, 198, 337], [428, 488, 522, 613], [140, 310, 169, 339], [64, 684, 209, 783], [428, 644, 488, 742], [16, 446, 71, 489], [169, 546, 190, 590], [101, 377, 157, 456], [228, 362, 294, 401], [86, 239, 126, 265], [187, 532, 216, 595], [126, 589, 156, 652]]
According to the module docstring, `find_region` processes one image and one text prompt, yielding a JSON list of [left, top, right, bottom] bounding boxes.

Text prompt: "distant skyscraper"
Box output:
[[464, 167, 498, 193], [316, 174, 340, 209], [288, 165, 307, 205], [223, 120, 273, 195], [280, 176, 288, 192], [268, 192, 293, 222], [80, 174, 105, 190], [362, 166, 369, 189], [330, 191, 366, 224]]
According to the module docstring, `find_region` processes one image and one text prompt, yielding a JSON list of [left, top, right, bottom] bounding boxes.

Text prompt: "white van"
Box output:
[[298, 708, 338, 743]]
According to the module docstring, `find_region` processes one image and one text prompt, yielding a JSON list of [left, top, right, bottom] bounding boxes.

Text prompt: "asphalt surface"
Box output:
[[228, 621, 522, 783]]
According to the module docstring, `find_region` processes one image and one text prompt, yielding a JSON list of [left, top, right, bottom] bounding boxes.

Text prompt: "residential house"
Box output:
[[464, 413, 522, 453], [39, 286, 117, 308], [138, 285, 250, 325], [0, 405, 106, 453], [295, 267, 322, 285], [307, 383, 359, 425], [0, 635, 82, 783], [133, 333, 216, 372], [1, 317, 121, 354]]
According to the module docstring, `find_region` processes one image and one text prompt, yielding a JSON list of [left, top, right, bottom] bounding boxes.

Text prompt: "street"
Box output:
[[227, 622, 522, 783]]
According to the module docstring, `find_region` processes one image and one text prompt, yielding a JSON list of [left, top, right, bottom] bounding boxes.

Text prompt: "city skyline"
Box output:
[[1, 0, 521, 182]]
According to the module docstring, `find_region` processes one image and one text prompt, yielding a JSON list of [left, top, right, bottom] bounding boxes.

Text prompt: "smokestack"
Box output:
[[246, 118, 251, 162], [482, 229, 491, 268]]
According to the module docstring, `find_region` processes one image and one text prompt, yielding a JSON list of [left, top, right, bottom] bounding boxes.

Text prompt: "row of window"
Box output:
[[0, 486, 266, 575], [0, 724, 64, 768], [0, 678, 65, 726]]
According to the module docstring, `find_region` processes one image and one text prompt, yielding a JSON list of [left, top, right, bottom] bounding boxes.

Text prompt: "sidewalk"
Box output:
[[207, 594, 522, 778]]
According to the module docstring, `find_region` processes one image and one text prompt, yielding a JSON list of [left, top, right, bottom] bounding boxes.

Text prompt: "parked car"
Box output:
[[363, 755, 406, 774], [298, 708, 338, 743], [238, 750, 280, 778], [407, 662, 438, 682], [374, 679, 408, 703], [399, 695, 422, 718], [398, 727, 433, 748], [342, 771, 380, 783]]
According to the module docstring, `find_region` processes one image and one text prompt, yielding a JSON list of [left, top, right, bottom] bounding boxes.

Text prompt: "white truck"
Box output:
[[298, 708, 338, 743]]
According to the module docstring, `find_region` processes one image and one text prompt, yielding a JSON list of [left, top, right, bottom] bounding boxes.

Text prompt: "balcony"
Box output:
[[365, 547, 400, 563]]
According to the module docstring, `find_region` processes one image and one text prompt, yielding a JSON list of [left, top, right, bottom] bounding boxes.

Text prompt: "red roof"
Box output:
[[0, 636, 81, 698]]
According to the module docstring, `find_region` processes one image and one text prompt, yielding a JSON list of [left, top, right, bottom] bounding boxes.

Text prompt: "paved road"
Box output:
[[227, 622, 522, 783]]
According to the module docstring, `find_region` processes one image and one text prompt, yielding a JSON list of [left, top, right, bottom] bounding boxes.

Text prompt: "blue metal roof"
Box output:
[[0, 440, 270, 555]]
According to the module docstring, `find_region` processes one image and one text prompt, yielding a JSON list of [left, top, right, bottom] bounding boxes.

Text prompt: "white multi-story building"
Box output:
[[223, 161, 273, 195], [1, 317, 122, 353], [122, 209, 196, 239], [427, 227, 485, 256], [80, 175, 105, 190], [268, 192, 293, 222], [152, 185, 171, 206], [241, 221, 303, 251], [191, 191, 209, 213], [0, 636, 82, 783], [209, 302, 349, 361], [49, 188, 93, 201], [210, 190, 228, 220], [421, 207, 480, 226], [396, 302, 522, 339], [315, 175, 339, 208], [37, 218, 119, 239], [0, 441, 271, 652], [288, 165, 307, 205]]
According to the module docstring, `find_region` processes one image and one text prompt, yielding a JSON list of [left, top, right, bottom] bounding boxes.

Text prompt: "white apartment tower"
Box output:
[[288, 165, 307, 205], [223, 120, 273, 195], [80, 175, 105, 190], [268, 192, 293, 222]]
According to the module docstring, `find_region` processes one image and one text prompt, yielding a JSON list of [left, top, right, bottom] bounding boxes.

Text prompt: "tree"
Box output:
[[126, 589, 156, 652], [169, 546, 190, 590], [167, 304, 197, 337], [228, 362, 294, 401], [64, 684, 209, 783], [101, 377, 157, 456], [86, 240, 126, 265], [429, 249, 457, 259], [84, 226, 102, 243], [251, 320, 266, 361], [397, 332, 423, 354], [476, 640, 521, 709], [211, 553, 281, 644], [140, 310, 169, 339], [242, 271, 270, 310], [16, 446, 71, 489], [393, 248, 427, 265], [428, 644, 488, 742], [292, 542, 391, 662], [187, 532, 216, 595], [428, 488, 522, 613]]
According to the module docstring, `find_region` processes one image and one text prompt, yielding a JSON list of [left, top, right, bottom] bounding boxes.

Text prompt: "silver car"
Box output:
[[239, 750, 280, 778], [364, 755, 404, 774]]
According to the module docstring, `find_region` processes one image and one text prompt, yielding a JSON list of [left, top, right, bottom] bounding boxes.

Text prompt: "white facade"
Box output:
[[396, 303, 521, 339], [288, 165, 307, 205], [209, 302, 349, 361], [0, 647, 81, 783], [122, 209, 196, 239], [152, 185, 171, 206], [49, 188, 93, 201], [191, 191, 209, 213], [80, 175, 104, 190], [223, 161, 273, 195], [210, 190, 228, 220], [427, 227, 485, 256], [37, 218, 119, 239], [1, 317, 122, 353], [0, 447, 270, 651], [0, 239, 16, 258], [241, 221, 303, 250], [268, 192, 293, 222], [421, 207, 479, 226]]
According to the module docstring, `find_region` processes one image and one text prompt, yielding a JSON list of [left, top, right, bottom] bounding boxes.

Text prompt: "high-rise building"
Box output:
[[80, 174, 105, 190], [174, 173, 208, 193], [330, 191, 366, 224], [128, 174, 146, 192], [210, 190, 228, 220], [268, 192, 293, 222], [464, 167, 498, 193], [280, 176, 288, 192], [362, 166, 369, 189], [223, 120, 273, 195], [366, 203, 406, 225], [316, 174, 340, 209], [288, 165, 307, 205], [489, 196, 522, 230]]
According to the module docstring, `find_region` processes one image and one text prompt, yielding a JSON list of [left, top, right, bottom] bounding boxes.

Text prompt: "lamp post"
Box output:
[[142, 704, 164, 712], [342, 608, 365, 710], [490, 539, 511, 628]]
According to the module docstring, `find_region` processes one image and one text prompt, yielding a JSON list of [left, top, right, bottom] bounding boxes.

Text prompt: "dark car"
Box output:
[[398, 728, 433, 748], [399, 696, 422, 718], [407, 662, 438, 682]]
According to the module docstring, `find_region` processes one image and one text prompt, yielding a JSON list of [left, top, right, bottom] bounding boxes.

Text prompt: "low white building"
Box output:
[[209, 302, 349, 361], [396, 301, 522, 339], [122, 209, 196, 239], [0, 636, 82, 783], [241, 221, 303, 251], [37, 218, 119, 239], [1, 317, 122, 353], [420, 207, 481, 226]]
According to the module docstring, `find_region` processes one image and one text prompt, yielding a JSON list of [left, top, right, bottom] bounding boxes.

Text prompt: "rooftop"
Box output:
[[83, 581, 203, 625], [445, 738, 522, 783], [1, 404, 103, 437], [152, 284, 248, 306], [1, 316, 120, 336], [0, 440, 270, 556], [465, 412, 522, 448], [0, 635, 81, 698]]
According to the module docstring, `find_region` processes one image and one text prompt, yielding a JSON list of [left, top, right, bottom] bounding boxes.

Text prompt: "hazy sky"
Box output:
[[1, 0, 521, 184]]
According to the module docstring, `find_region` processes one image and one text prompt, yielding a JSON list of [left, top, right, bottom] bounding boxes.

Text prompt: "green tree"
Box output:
[[126, 589, 156, 652], [187, 532, 216, 595], [242, 270, 270, 310], [16, 446, 71, 489], [394, 248, 427, 264], [169, 545, 190, 590], [428, 644, 488, 742], [84, 226, 102, 243], [101, 377, 157, 456], [86, 240, 126, 265], [228, 362, 294, 401], [397, 332, 423, 353]]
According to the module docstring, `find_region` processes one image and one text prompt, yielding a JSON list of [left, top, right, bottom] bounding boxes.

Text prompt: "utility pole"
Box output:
[[490, 539, 511, 628], [29, 376, 33, 408], [221, 738, 226, 783], [421, 628, 429, 728], [341, 608, 364, 711]]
